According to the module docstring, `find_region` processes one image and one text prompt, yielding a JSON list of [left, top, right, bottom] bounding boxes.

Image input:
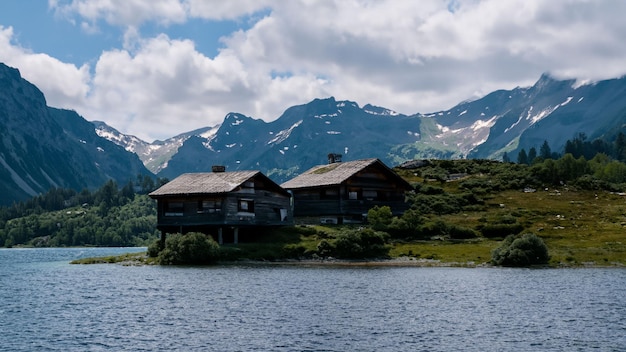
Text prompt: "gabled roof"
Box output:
[[149, 171, 288, 197], [281, 158, 412, 190]]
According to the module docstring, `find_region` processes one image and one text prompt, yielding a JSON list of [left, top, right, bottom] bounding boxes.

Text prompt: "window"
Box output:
[[348, 188, 362, 200], [197, 199, 222, 213], [363, 190, 378, 200], [321, 188, 339, 199], [165, 202, 184, 216], [238, 199, 254, 213]]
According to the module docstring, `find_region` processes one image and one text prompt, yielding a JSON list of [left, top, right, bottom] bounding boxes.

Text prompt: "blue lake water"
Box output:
[[0, 247, 624, 351]]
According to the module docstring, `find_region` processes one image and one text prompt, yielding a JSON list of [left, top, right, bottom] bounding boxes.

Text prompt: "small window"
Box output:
[[238, 199, 254, 213], [197, 199, 222, 213], [165, 202, 184, 216], [363, 190, 377, 200], [348, 188, 361, 200]]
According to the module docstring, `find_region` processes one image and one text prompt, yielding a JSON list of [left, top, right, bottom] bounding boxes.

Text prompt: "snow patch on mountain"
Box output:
[[560, 97, 573, 106], [314, 113, 339, 118], [200, 125, 220, 139], [268, 120, 303, 145], [529, 106, 559, 124], [364, 107, 399, 116], [472, 115, 498, 131]]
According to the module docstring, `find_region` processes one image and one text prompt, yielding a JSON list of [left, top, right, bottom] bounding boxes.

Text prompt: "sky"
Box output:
[[1, 0, 626, 142]]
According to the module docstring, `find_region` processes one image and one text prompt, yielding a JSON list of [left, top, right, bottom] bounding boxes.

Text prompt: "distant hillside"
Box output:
[[0, 63, 152, 205]]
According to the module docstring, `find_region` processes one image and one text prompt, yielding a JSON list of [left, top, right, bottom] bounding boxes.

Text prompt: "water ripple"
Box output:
[[1, 249, 625, 351]]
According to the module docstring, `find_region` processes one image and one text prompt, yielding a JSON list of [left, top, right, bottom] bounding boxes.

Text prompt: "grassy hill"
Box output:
[[5, 158, 626, 267]]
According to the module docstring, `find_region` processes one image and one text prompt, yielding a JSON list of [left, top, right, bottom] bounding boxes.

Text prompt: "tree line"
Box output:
[[0, 175, 167, 248], [505, 132, 626, 166]]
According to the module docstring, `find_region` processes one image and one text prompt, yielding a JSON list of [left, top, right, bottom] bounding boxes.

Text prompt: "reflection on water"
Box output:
[[0, 248, 625, 351]]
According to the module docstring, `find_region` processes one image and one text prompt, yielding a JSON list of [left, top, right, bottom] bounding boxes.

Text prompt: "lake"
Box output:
[[0, 248, 624, 351]]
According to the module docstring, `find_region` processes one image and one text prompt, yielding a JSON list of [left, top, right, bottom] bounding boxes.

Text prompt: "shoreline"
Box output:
[[218, 257, 489, 268], [53, 248, 624, 268], [217, 257, 625, 268]]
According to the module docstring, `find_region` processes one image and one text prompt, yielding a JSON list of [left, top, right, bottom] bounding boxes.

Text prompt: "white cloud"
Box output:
[[51, 0, 188, 27], [4, 0, 626, 142], [186, 0, 274, 20], [0, 26, 90, 108], [83, 34, 254, 141]]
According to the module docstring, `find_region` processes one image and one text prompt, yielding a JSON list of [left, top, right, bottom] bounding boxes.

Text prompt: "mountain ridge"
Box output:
[[5, 59, 626, 202], [0, 63, 153, 205], [95, 73, 626, 183]]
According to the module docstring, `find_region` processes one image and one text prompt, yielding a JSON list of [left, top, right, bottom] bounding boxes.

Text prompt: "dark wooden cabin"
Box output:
[[281, 158, 413, 224], [149, 170, 293, 243]]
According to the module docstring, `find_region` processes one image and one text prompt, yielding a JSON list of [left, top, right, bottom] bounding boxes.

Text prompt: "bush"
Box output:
[[367, 205, 393, 231], [478, 222, 524, 238], [282, 243, 307, 258], [387, 209, 423, 239], [147, 238, 161, 257], [331, 228, 390, 259], [316, 239, 334, 257], [491, 233, 550, 267], [448, 225, 478, 239], [158, 232, 220, 265], [420, 219, 449, 237]]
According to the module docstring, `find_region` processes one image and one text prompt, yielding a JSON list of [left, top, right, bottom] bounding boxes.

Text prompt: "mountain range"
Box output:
[[0, 63, 151, 205], [98, 73, 626, 182], [3, 60, 626, 205]]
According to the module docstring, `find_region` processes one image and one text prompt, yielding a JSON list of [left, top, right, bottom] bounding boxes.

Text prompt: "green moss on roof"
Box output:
[[311, 164, 340, 174]]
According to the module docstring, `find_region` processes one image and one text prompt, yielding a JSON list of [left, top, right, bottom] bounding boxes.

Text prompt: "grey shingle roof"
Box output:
[[281, 158, 384, 189], [149, 171, 261, 197]]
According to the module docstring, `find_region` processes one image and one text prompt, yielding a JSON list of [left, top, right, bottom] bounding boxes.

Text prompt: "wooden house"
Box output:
[[149, 170, 293, 244], [281, 158, 413, 224]]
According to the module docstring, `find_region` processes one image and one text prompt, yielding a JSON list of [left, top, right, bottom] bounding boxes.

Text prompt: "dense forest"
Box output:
[[3, 133, 626, 249], [0, 175, 167, 247]]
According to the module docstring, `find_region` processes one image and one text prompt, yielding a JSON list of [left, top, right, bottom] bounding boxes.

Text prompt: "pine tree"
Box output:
[[540, 140, 552, 160], [502, 152, 510, 163], [517, 148, 528, 165], [528, 147, 537, 164]]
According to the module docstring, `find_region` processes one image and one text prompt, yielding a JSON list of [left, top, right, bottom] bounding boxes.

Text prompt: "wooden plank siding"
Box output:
[[156, 190, 291, 228], [150, 171, 294, 237], [282, 158, 414, 221]]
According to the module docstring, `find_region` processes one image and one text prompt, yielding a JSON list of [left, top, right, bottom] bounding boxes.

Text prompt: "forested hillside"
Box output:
[[3, 132, 626, 254], [0, 175, 167, 247]]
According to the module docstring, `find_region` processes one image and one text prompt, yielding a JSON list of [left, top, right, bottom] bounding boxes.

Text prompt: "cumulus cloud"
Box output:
[[51, 0, 188, 27], [0, 26, 90, 108], [7, 0, 626, 141]]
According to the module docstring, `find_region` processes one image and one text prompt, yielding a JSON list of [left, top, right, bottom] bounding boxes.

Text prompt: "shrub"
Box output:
[[387, 209, 423, 239], [420, 219, 449, 237], [332, 228, 390, 259], [316, 239, 334, 257], [491, 233, 550, 267], [282, 243, 307, 258], [367, 205, 393, 231], [448, 225, 479, 239], [158, 232, 220, 265], [478, 222, 524, 238], [147, 238, 161, 257]]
